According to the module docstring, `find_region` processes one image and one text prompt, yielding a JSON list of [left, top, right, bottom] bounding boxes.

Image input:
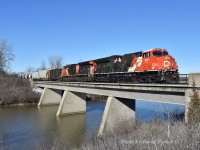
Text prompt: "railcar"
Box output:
[[128, 48, 179, 83], [47, 69, 62, 81], [31, 71, 39, 79], [31, 69, 49, 81], [62, 61, 94, 82], [60, 48, 179, 83]]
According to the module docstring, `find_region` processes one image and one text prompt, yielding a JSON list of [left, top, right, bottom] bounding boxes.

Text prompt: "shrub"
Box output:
[[187, 80, 200, 123], [0, 76, 40, 105]]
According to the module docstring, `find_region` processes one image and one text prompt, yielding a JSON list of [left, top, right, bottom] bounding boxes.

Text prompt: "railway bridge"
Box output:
[[33, 73, 200, 135]]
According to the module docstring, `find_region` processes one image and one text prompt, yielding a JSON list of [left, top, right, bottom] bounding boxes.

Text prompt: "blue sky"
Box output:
[[0, 0, 199, 73]]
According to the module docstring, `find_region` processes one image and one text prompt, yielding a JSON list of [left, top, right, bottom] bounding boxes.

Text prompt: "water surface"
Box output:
[[0, 100, 184, 149]]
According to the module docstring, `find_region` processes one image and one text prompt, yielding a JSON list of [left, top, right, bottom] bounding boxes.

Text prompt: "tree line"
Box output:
[[27, 55, 63, 72]]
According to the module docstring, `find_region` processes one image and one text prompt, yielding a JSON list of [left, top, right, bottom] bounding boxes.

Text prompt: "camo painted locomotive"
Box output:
[[61, 48, 179, 83]]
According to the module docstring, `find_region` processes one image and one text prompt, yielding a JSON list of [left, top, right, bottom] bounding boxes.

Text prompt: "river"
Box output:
[[0, 100, 184, 149]]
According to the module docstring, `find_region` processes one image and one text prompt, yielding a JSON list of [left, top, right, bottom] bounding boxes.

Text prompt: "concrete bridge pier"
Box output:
[[56, 91, 86, 116], [98, 96, 135, 136], [185, 89, 191, 123], [38, 88, 63, 106]]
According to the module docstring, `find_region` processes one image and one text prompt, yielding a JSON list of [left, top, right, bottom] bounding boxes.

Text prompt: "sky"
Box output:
[[0, 0, 200, 73]]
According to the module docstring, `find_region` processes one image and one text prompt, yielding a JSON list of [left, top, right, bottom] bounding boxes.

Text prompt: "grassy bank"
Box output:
[[0, 75, 40, 105], [79, 120, 199, 150], [34, 119, 200, 150]]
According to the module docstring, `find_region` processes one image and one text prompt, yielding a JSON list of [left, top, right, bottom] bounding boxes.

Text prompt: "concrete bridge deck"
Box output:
[[35, 81, 192, 104]]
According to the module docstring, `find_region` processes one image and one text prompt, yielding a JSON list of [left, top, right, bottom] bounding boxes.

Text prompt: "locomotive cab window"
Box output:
[[153, 51, 162, 57], [163, 51, 168, 56], [153, 51, 169, 57], [143, 52, 150, 58]]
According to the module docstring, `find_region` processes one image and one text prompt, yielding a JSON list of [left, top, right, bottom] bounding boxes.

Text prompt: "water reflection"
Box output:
[[55, 114, 86, 147], [0, 102, 105, 150], [0, 100, 184, 149]]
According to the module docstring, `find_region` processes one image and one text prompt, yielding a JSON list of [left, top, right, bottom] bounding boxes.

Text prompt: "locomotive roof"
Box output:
[[122, 51, 142, 56], [68, 51, 143, 66], [78, 61, 91, 66], [143, 48, 166, 53], [78, 55, 122, 65], [94, 55, 122, 63]]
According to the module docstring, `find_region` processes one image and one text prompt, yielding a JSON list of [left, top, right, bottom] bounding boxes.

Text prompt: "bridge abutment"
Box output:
[[38, 88, 63, 106], [56, 90, 86, 116], [98, 96, 135, 136]]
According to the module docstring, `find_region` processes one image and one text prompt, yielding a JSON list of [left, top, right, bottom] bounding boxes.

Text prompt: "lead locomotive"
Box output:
[[60, 48, 179, 83]]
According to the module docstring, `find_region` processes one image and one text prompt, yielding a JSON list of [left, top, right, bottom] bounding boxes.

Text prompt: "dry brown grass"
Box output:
[[80, 120, 200, 150]]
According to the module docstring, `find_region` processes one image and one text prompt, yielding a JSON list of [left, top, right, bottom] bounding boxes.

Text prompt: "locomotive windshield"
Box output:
[[153, 51, 168, 57], [163, 51, 168, 56], [153, 51, 162, 56]]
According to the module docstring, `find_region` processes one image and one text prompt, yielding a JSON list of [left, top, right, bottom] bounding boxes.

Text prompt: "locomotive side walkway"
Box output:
[[33, 73, 200, 135]]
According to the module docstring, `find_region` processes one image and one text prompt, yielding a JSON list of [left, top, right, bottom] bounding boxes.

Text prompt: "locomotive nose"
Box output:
[[168, 56, 178, 70], [163, 56, 171, 69]]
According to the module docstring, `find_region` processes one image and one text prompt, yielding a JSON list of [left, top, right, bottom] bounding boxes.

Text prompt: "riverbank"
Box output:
[[0, 75, 40, 106], [32, 117, 199, 150], [78, 120, 200, 150]]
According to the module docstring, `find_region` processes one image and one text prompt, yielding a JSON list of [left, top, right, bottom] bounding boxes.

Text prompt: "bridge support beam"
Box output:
[[185, 89, 191, 123], [98, 96, 135, 136], [56, 90, 86, 116], [38, 88, 63, 106]]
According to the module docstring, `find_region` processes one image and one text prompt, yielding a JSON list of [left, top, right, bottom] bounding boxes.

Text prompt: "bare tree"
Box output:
[[26, 66, 35, 72], [40, 60, 47, 70], [0, 39, 15, 72], [48, 55, 63, 69]]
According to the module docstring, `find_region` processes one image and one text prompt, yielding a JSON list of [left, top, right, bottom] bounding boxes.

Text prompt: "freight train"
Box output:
[[24, 48, 179, 83]]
